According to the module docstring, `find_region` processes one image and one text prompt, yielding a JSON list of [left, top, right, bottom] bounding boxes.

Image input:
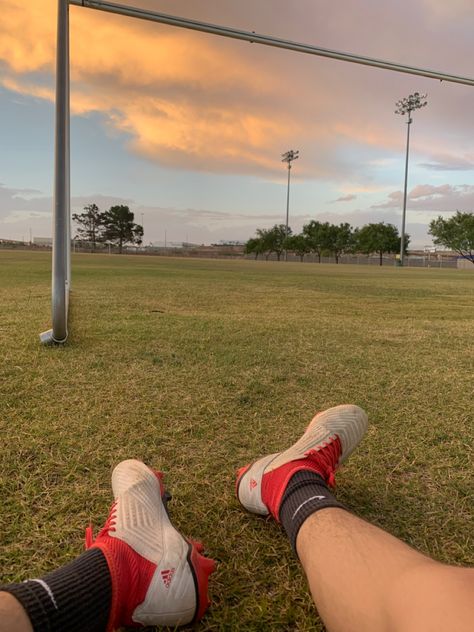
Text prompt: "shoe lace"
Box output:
[[85, 500, 118, 549], [305, 435, 341, 487]]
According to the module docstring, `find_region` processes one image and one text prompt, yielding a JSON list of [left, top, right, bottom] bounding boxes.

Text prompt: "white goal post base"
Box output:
[[39, 329, 65, 345]]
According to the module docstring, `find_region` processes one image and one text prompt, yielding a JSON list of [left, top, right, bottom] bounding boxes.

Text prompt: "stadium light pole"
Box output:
[[281, 149, 299, 261], [395, 92, 427, 266]]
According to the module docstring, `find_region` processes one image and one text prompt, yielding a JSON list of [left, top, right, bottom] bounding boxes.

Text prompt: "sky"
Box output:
[[1, 0, 474, 247]]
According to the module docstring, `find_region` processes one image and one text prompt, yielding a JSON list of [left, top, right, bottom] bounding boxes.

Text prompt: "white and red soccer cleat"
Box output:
[[86, 459, 216, 630], [236, 405, 368, 520]]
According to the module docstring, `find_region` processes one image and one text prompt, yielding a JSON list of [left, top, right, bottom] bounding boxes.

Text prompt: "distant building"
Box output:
[[33, 237, 53, 246], [213, 240, 246, 246], [150, 241, 185, 248]]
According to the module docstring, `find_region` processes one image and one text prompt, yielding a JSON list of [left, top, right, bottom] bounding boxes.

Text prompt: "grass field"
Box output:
[[1, 250, 473, 631]]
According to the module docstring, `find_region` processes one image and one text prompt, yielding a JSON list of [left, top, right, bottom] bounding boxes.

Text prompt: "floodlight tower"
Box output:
[[395, 92, 427, 266], [281, 149, 299, 261]]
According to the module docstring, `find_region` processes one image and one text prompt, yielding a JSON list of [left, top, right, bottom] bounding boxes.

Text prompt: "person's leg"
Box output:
[[236, 404, 474, 632], [0, 593, 33, 632], [1, 459, 215, 632], [297, 509, 474, 632]]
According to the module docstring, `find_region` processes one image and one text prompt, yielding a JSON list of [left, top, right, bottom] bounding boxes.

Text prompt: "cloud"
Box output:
[[5, 0, 473, 183], [331, 194, 357, 203], [0, 184, 135, 234], [419, 155, 474, 171], [372, 183, 474, 211], [0, 1, 303, 176], [2, 0, 474, 200], [0, 182, 437, 247], [409, 184, 453, 199], [0, 182, 292, 241], [421, 0, 472, 18]]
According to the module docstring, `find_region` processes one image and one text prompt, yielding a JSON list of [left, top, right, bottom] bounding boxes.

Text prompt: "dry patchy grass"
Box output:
[[0, 251, 473, 630]]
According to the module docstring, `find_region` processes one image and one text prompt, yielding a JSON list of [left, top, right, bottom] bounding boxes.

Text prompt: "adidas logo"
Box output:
[[160, 567, 176, 589], [249, 478, 257, 490]]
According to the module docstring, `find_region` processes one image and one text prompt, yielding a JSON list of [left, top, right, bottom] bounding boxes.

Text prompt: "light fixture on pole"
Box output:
[[395, 92, 427, 266], [281, 149, 299, 261]]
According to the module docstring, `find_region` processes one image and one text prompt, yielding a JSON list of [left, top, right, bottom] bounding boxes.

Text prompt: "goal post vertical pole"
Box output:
[[40, 0, 70, 344]]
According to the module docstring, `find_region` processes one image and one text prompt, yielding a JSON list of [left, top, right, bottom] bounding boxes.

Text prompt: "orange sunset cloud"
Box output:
[[1, 1, 305, 174], [2, 0, 404, 178], [3, 0, 470, 182]]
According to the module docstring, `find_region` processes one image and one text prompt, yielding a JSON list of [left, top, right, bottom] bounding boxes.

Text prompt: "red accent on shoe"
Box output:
[[188, 539, 217, 622], [235, 464, 250, 495], [87, 529, 157, 630], [261, 435, 342, 521], [150, 469, 166, 496], [85, 523, 94, 549]]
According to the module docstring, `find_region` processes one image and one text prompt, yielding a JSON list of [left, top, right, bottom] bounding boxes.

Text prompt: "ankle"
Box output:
[[279, 471, 347, 553], [261, 437, 342, 520]]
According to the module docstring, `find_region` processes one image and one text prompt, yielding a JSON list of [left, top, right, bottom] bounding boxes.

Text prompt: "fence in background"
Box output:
[[2, 242, 465, 268], [245, 253, 459, 268]]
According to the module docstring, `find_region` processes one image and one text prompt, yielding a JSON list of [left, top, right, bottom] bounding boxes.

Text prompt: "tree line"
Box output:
[[245, 221, 409, 265], [73, 203, 474, 264], [246, 212, 474, 264], [73, 204, 143, 253]]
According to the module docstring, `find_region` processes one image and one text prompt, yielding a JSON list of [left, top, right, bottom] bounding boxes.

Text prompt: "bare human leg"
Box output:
[[237, 405, 474, 632], [297, 509, 474, 632], [0, 593, 33, 632]]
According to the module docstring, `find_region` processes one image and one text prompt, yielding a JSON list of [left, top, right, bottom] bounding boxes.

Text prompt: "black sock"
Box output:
[[0, 547, 111, 632], [279, 470, 347, 554]]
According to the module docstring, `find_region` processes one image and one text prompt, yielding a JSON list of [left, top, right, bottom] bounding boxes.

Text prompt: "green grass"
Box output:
[[1, 250, 473, 630]]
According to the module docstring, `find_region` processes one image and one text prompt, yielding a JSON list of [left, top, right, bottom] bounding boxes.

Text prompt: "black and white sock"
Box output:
[[279, 470, 347, 554], [0, 548, 111, 632]]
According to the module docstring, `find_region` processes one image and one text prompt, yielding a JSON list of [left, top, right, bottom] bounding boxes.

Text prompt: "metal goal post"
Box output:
[[40, 0, 474, 344]]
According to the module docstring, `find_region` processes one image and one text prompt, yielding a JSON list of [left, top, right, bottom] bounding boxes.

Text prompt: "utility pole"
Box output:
[[281, 149, 299, 261], [395, 92, 427, 266]]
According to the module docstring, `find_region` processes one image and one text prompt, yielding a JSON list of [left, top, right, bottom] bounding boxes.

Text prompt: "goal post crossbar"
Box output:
[[71, 0, 474, 87], [41, 0, 474, 344]]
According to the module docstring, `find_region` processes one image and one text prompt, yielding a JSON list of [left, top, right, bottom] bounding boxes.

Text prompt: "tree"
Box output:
[[326, 222, 355, 264], [255, 224, 290, 261], [355, 222, 403, 266], [396, 233, 410, 259], [429, 211, 474, 263], [101, 205, 143, 254], [247, 224, 293, 261], [72, 204, 103, 249], [254, 228, 272, 260], [284, 233, 310, 262], [268, 224, 291, 261], [245, 237, 266, 260], [302, 220, 331, 263]]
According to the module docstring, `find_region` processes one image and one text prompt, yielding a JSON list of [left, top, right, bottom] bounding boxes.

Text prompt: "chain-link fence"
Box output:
[[245, 252, 459, 268]]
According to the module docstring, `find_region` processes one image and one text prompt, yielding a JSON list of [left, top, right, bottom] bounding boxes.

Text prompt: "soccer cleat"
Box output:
[[85, 459, 216, 631], [236, 404, 368, 520]]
